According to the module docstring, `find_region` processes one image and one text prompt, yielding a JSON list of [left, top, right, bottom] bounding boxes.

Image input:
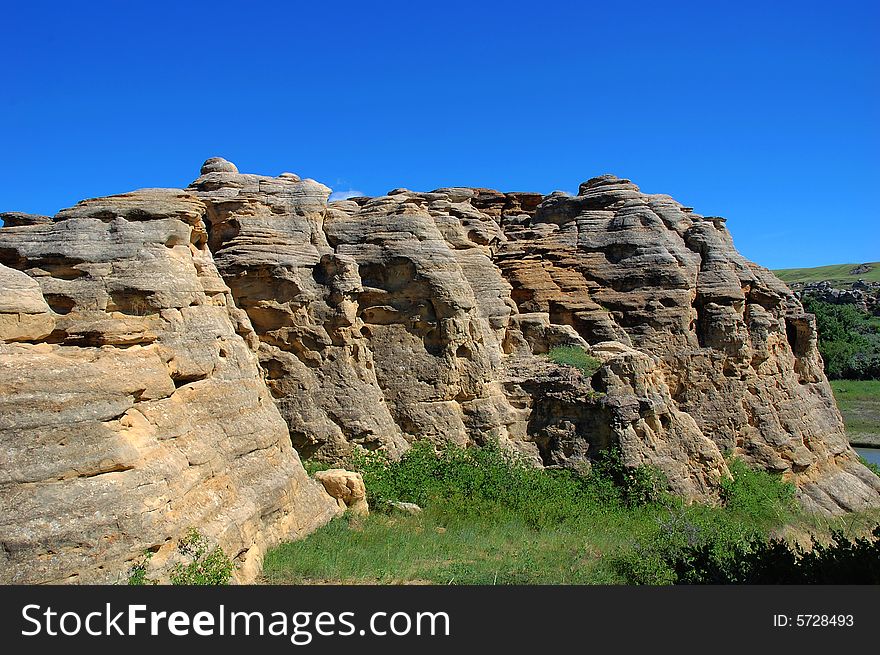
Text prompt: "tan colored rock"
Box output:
[[0, 189, 338, 584], [496, 175, 880, 512], [0, 264, 56, 341], [314, 469, 369, 516]]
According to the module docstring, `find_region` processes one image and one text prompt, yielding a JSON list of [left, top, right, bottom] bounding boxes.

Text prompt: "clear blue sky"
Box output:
[[2, 1, 877, 269]]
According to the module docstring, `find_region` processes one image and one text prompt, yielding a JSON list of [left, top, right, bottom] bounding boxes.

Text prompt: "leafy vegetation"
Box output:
[[802, 297, 880, 379], [264, 442, 879, 584], [126, 552, 157, 586], [546, 345, 602, 376], [128, 528, 233, 585], [666, 526, 880, 583], [169, 528, 234, 585]]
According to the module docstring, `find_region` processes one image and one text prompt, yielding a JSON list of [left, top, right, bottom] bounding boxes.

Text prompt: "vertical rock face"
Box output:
[[188, 161, 878, 513], [0, 189, 338, 584], [187, 170, 527, 461]]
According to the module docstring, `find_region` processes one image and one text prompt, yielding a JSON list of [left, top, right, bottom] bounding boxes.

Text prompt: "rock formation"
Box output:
[[184, 161, 880, 513], [0, 191, 339, 584], [0, 158, 877, 586]]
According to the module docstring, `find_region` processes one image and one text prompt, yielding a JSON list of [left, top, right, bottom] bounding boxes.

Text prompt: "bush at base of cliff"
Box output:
[[612, 458, 802, 584], [127, 528, 233, 585], [265, 445, 876, 584], [669, 526, 880, 584], [721, 458, 797, 528], [348, 440, 667, 528], [589, 447, 670, 507]]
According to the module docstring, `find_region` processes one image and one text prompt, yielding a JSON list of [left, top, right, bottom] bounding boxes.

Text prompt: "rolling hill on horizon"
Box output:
[[773, 262, 880, 285]]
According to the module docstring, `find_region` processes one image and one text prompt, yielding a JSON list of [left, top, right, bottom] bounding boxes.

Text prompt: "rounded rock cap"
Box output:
[[578, 174, 636, 195], [200, 157, 239, 175]]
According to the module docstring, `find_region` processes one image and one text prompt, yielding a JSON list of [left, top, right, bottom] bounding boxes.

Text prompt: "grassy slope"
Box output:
[[263, 444, 880, 585], [831, 379, 880, 446], [773, 262, 880, 284], [264, 508, 643, 584]]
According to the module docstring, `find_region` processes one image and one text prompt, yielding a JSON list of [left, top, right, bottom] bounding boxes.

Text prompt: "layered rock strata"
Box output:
[[0, 191, 339, 584], [184, 162, 878, 513]]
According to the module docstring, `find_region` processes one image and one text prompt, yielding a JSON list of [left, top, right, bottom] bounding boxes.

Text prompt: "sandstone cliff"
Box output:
[[1, 160, 877, 586], [184, 160, 880, 513], [0, 190, 339, 584]]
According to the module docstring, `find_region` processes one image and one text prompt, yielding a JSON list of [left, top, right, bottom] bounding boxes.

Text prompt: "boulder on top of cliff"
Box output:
[[200, 156, 239, 175]]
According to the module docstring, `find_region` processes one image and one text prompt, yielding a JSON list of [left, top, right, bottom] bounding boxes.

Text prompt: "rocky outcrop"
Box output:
[[792, 279, 880, 314], [184, 161, 878, 514], [1, 157, 877, 594], [0, 189, 339, 584], [495, 175, 880, 512]]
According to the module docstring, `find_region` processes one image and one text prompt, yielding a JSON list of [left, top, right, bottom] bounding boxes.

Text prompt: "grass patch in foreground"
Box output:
[[261, 442, 862, 585]]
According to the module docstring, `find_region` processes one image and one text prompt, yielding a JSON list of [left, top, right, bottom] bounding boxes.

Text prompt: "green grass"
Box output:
[[830, 379, 880, 444], [262, 442, 860, 585], [302, 459, 335, 476], [546, 345, 602, 376], [773, 262, 880, 285]]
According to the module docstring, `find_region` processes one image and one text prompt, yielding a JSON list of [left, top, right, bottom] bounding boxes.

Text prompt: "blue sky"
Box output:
[[1, 1, 877, 269]]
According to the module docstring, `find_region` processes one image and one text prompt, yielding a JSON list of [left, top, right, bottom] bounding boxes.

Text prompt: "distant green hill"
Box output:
[[773, 262, 880, 285]]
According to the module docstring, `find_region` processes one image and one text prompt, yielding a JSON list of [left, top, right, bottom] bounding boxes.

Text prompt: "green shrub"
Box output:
[[803, 297, 880, 379], [613, 542, 677, 585], [347, 440, 673, 538], [669, 526, 880, 583], [547, 346, 602, 377], [720, 458, 797, 529], [126, 528, 233, 585], [610, 456, 801, 584], [349, 440, 589, 529], [589, 447, 670, 507], [126, 551, 157, 586], [169, 528, 234, 585]]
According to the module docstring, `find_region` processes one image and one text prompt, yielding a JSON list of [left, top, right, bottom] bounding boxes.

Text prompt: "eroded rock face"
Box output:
[[497, 175, 880, 512], [0, 189, 339, 584], [1, 157, 876, 590], [185, 161, 878, 513]]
